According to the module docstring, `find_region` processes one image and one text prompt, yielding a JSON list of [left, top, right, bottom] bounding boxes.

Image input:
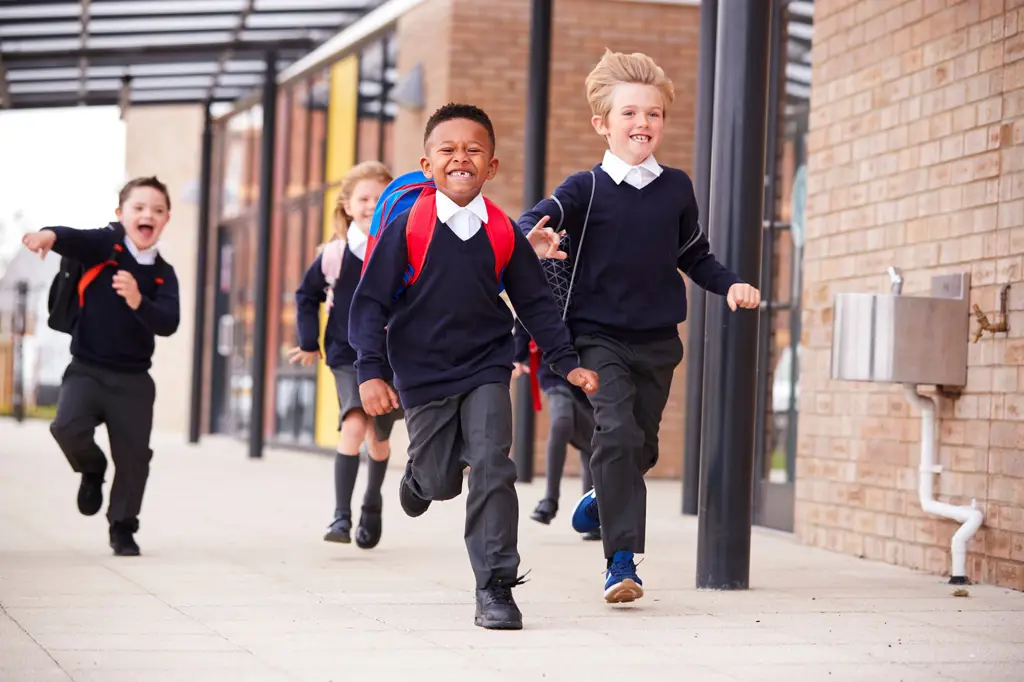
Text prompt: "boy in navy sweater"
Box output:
[[22, 176, 180, 556], [512, 320, 598, 540], [521, 50, 760, 603], [350, 103, 599, 630]]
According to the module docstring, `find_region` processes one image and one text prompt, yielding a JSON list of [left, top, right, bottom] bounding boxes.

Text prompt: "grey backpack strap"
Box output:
[[561, 169, 596, 320]]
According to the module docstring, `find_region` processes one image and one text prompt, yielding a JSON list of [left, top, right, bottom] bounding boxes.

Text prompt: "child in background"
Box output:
[[289, 161, 401, 550], [512, 320, 599, 541]]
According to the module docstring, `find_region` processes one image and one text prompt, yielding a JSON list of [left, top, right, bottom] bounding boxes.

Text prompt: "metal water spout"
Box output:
[[887, 266, 904, 295]]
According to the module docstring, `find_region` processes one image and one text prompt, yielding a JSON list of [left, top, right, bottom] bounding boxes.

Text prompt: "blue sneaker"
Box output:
[[571, 488, 600, 533], [604, 551, 644, 603]]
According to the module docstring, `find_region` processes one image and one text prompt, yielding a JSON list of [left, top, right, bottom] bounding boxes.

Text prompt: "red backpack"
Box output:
[[362, 171, 516, 297]]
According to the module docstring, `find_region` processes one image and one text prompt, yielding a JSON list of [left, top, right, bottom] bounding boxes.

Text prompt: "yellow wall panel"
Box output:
[[315, 55, 359, 448]]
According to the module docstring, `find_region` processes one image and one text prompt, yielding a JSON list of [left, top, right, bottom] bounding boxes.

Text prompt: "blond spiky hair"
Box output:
[[585, 48, 675, 120]]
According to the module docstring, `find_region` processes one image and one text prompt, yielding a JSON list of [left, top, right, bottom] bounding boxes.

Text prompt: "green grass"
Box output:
[[770, 449, 786, 471], [0, 405, 57, 421]]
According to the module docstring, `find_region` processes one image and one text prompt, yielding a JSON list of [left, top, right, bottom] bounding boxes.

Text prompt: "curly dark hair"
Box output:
[[423, 103, 496, 152]]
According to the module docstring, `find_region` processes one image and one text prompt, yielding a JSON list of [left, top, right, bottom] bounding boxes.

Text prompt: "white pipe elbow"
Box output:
[[904, 384, 984, 584]]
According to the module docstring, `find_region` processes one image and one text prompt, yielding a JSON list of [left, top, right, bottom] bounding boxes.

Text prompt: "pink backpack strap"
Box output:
[[320, 239, 346, 309]]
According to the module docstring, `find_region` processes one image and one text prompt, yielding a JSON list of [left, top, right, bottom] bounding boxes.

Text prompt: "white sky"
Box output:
[[0, 106, 126, 241]]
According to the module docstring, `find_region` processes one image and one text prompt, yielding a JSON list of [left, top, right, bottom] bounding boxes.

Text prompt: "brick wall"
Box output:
[[799, 0, 1024, 590], [394, 0, 701, 479]]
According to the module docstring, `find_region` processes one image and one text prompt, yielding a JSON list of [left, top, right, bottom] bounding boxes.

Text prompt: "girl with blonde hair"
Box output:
[[289, 160, 402, 549]]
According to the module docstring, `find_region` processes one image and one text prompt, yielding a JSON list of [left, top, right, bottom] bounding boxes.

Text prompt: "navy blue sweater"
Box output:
[[45, 224, 180, 373], [518, 165, 743, 343], [295, 246, 395, 381], [350, 208, 580, 409]]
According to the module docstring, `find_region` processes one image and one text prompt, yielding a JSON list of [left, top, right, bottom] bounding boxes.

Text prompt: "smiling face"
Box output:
[[344, 178, 388, 231], [115, 186, 170, 250], [592, 82, 665, 166], [420, 118, 498, 206]]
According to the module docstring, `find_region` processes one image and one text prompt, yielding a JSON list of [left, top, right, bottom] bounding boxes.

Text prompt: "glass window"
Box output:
[[759, 0, 813, 487], [307, 69, 329, 190], [355, 33, 397, 167], [286, 82, 309, 199]]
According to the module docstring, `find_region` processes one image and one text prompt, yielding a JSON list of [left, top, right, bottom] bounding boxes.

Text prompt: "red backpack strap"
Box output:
[[482, 197, 516, 281], [528, 340, 543, 412], [403, 186, 438, 288], [77, 242, 124, 306]]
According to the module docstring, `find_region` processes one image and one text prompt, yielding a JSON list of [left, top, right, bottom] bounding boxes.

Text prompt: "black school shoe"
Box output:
[[324, 515, 352, 543], [475, 575, 527, 630], [109, 521, 140, 556], [530, 498, 557, 525], [398, 466, 430, 518], [355, 505, 382, 549], [77, 471, 105, 516]]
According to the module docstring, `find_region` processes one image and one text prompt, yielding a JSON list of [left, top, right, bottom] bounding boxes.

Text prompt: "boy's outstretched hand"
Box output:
[[22, 230, 56, 259], [567, 367, 599, 395], [727, 283, 761, 312], [360, 378, 400, 416], [525, 216, 566, 260]]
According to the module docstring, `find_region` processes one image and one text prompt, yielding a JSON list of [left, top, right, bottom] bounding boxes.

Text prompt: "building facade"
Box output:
[[148, 0, 1021, 590], [797, 0, 1024, 589]]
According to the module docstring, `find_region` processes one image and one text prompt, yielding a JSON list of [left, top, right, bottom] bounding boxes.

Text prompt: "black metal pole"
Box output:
[[682, 0, 718, 516], [188, 102, 214, 445], [513, 0, 553, 484], [696, 0, 772, 590], [249, 52, 277, 460], [377, 35, 391, 162], [12, 281, 28, 423]]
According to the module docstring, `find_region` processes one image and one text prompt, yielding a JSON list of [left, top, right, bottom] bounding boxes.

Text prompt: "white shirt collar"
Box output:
[[123, 236, 159, 265], [435, 190, 489, 225], [601, 150, 663, 185], [347, 223, 368, 260]]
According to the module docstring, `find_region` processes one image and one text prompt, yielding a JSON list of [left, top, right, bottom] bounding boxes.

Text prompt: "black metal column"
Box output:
[[682, 0, 718, 516], [189, 102, 214, 445], [12, 281, 28, 423], [695, 0, 772, 590], [513, 0, 553, 484], [249, 52, 277, 460], [377, 35, 391, 162]]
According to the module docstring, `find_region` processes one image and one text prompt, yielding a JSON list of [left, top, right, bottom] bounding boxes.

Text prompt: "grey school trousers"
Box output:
[[576, 334, 683, 558], [403, 382, 519, 588]]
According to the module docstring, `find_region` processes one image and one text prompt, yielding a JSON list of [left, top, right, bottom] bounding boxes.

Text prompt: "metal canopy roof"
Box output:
[[0, 0, 387, 110]]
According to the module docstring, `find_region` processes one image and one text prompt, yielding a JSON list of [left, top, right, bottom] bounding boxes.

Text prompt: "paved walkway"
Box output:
[[1, 419, 1022, 682]]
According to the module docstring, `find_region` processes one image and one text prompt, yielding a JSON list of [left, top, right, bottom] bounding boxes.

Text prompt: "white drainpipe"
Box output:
[[903, 384, 984, 584]]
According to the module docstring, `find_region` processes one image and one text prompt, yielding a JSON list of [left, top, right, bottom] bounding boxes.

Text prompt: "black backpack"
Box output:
[[46, 225, 123, 335]]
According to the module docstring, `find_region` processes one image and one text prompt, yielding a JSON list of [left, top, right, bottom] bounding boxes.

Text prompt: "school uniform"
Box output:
[[350, 189, 579, 598], [295, 225, 400, 548], [518, 151, 743, 564], [44, 222, 179, 554], [512, 319, 595, 520], [295, 226, 402, 442]]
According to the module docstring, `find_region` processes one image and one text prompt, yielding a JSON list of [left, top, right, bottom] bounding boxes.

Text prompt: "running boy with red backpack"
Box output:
[[289, 160, 399, 550], [349, 103, 599, 630]]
